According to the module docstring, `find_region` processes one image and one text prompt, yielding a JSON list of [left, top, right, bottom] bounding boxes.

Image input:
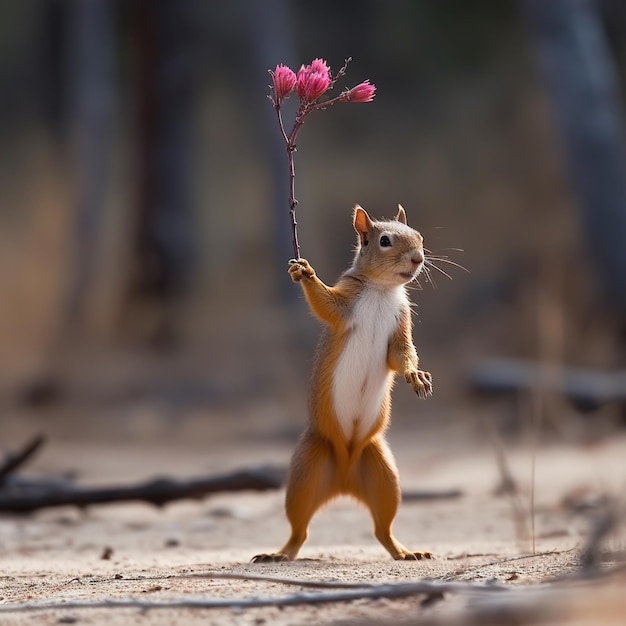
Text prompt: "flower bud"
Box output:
[[344, 80, 376, 103], [272, 64, 297, 101], [296, 59, 332, 102], [310, 58, 332, 79]]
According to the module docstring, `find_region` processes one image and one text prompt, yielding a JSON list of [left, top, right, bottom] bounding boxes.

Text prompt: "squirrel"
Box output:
[[252, 205, 433, 562]]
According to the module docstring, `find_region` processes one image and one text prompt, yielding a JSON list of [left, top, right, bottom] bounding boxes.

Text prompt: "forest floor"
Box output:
[[1, 404, 625, 626]]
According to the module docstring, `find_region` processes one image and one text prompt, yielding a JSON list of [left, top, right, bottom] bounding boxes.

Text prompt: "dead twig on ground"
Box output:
[[3, 567, 626, 616], [4, 563, 625, 617], [108, 571, 389, 589], [441, 548, 578, 581], [0, 435, 46, 483], [580, 499, 620, 572], [0, 455, 461, 513], [402, 488, 463, 502], [0, 578, 506, 614], [0, 465, 286, 513], [481, 415, 530, 552]]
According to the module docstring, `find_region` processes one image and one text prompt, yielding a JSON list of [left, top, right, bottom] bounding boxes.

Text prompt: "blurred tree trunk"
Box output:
[[64, 0, 114, 336], [17, 0, 114, 405], [124, 0, 199, 347], [519, 0, 626, 320]]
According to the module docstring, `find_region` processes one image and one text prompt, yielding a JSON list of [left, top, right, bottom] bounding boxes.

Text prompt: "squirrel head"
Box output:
[[351, 204, 425, 287]]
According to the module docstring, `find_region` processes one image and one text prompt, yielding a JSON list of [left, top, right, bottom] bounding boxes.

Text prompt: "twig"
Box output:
[[402, 488, 463, 502], [271, 99, 301, 259], [0, 465, 286, 513], [0, 578, 506, 614], [63, 557, 626, 597], [529, 388, 541, 555], [120, 571, 380, 589], [0, 460, 461, 514], [6, 562, 623, 616], [479, 548, 577, 570], [441, 548, 577, 581], [0, 435, 46, 483], [481, 415, 530, 551], [580, 499, 619, 572]]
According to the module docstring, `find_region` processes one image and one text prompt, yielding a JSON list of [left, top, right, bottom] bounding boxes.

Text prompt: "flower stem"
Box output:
[[275, 102, 311, 260], [287, 138, 300, 260], [274, 93, 350, 261]]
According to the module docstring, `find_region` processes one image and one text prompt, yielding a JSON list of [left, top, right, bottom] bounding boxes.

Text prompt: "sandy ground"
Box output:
[[1, 411, 625, 625]]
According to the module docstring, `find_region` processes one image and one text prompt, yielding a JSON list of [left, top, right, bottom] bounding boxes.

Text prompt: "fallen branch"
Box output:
[[441, 548, 578, 582], [4, 565, 624, 616], [580, 498, 619, 572], [72, 563, 626, 593], [402, 488, 463, 502], [0, 458, 461, 513], [120, 570, 422, 589], [0, 465, 286, 513], [0, 435, 46, 483], [0, 578, 505, 614]]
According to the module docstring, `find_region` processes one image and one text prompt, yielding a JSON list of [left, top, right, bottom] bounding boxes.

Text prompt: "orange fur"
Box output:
[[252, 206, 433, 562]]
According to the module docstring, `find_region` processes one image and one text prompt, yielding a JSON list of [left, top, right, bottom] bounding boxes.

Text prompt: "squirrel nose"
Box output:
[[411, 251, 424, 266]]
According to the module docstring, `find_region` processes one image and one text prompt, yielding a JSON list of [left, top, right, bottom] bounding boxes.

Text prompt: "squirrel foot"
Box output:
[[250, 552, 290, 563], [405, 369, 433, 399], [288, 258, 315, 283], [394, 550, 434, 561]]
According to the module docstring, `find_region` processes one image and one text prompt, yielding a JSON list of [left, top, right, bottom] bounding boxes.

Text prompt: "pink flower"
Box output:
[[272, 64, 297, 101], [296, 58, 332, 102], [344, 80, 376, 103], [309, 58, 332, 79]]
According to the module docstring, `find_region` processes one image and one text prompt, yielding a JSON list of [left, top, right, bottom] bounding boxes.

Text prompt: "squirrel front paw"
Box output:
[[405, 369, 433, 399], [288, 258, 315, 283]]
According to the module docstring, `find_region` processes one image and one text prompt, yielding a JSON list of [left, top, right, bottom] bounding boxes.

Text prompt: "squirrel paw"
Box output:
[[405, 369, 433, 399], [288, 258, 315, 283], [394, 550, 434, 561], [250, 552, 290, 563]]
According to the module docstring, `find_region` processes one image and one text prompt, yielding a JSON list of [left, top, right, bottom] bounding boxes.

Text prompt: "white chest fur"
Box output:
[[332, 285, 406, 440]]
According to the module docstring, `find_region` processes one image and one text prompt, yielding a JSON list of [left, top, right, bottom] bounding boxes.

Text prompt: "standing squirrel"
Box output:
[[253, 205, 433, 562]]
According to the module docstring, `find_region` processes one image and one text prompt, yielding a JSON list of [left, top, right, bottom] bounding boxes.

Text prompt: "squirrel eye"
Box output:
[[380, 235, 391, 247]]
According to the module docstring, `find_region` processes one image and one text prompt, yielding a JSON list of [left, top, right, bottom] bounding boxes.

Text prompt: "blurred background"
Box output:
[[1, 0, 626, 455]]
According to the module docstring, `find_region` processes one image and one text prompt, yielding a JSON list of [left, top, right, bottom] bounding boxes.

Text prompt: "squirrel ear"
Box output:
[[353, 205, 372, 246], [395, 204, 407, 224]]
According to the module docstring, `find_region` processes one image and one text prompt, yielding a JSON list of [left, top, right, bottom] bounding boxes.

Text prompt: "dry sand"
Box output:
[[1, 411, 625, 625]]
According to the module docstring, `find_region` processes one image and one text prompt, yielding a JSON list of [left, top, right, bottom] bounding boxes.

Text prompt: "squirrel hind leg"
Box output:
[[251, 432, 340, 563], [350, 437, 433, 561]]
